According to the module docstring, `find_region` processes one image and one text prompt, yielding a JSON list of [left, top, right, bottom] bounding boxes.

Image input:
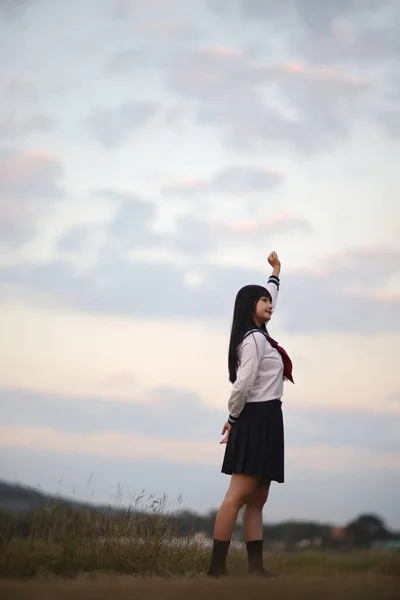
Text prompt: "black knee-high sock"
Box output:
[[206, 540, 230, 576], [246, 539, 264, 574]]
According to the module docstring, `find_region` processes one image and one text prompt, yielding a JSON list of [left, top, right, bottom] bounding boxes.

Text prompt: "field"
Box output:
[[1, 545, 399, 599], [1, 501, 399, 599]]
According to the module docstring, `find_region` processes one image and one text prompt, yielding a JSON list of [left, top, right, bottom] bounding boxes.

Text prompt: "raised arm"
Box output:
[[266, 251, 281, 312]]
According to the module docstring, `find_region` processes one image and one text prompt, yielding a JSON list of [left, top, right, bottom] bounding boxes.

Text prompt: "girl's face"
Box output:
[[253, 296, 273, 325]]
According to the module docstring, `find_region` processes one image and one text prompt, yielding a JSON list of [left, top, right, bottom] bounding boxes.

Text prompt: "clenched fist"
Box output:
[[267, 251, 281, 269]]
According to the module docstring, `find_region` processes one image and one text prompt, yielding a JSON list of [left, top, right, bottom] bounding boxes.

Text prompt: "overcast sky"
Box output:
[[0, 0, 399, 529]]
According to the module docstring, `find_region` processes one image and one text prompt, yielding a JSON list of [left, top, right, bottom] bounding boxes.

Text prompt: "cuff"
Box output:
[[268, 275, 280, 289], [228, 414, 238, 425]]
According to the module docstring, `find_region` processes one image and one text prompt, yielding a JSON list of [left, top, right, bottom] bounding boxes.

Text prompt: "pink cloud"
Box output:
[[0, 149, 64, 242], [232, 220, 260, 233], [232, 211, 313, 236], [202, 46, 245, 59], [262, 62, 370, 91], [0, 149, 62, 195]]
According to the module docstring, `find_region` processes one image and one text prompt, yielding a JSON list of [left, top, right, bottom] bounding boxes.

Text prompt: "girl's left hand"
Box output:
[[220, 421, 232, 444]]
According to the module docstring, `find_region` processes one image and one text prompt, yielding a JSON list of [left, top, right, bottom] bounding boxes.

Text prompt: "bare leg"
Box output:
[[242, 481, 271, 541], [213, 474, 261, 540]]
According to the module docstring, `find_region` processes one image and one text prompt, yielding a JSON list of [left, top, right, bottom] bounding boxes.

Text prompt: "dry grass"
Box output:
[[1, 496, 399, 600], [2, 499, 400, 579], [0, 575, 399, 600]]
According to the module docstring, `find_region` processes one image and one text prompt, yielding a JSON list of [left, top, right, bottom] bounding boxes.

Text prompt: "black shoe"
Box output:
[[206, 539, 230, 578]]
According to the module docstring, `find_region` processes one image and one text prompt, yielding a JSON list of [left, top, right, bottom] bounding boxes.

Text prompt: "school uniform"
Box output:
[[221, 275, 286, 483]]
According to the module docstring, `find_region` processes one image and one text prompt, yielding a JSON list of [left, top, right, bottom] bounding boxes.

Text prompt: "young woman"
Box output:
[[206, 251, 294, 577]]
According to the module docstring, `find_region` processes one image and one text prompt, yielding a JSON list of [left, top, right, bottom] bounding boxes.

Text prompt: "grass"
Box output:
[[1, 493, 399, 599]]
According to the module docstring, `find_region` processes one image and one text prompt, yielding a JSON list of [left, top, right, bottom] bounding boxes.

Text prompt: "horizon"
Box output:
[[2, 478, 397, 534]]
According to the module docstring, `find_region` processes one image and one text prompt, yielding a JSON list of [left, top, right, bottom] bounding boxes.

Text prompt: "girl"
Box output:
[[206, 251, 294, 577]]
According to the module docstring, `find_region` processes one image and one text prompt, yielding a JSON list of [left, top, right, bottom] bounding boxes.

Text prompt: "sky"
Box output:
[[0, 0, 399, 529]]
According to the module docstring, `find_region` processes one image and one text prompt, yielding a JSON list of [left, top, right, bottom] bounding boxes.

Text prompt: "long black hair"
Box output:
[[228, 284, 272, 383]]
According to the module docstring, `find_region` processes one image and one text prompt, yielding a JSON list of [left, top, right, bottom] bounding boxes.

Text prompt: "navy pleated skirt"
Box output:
[[221, 399, 284, 483]]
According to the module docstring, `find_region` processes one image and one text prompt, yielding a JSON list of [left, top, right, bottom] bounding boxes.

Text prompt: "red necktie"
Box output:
[[266, 335, 294, 384]]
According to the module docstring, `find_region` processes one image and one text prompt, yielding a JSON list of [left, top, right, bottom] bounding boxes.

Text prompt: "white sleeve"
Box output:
[[227, 332, 267, 424], [266, 275, 280, 312]]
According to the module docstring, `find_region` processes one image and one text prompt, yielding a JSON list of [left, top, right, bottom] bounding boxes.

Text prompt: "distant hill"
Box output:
[[0, 480, 101, 515], [0, 481, 50, 514]]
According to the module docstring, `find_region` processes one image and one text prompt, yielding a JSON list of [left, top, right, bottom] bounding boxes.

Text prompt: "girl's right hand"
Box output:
[[267, 251, 280, 268], [220, 421, 232, 444]]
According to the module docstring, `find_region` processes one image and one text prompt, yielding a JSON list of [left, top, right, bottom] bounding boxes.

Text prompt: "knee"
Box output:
[[224, 491, 249, 510]]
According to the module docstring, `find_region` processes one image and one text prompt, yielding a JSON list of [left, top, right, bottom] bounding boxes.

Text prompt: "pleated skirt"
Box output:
[[221, 399, 284, 483]]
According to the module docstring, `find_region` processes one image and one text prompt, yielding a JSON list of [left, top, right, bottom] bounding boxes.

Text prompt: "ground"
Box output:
[[1, 574, 399, 600]]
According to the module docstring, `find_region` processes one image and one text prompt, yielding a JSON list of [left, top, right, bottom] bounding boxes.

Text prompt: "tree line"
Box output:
[[0, 481, 398, 550]]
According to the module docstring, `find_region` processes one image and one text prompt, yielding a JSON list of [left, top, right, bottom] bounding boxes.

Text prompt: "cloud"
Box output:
[[285, 405, 400, 454], [234, 2, 400, 136], [167, 46, 374, 154], [166, 216, 217, 257], [278, 246, 400, 332], [0, 385, 220, 440], [0, 259, 196, 317], [0, 425, 220, 466], [85, 102, 158, 148], [0, 113, 54, 139], [58, 225, 99, 254], [105, 4, 398, 150], [110, 0, 199, 44], [230, 211, 314, 236], [0, 149, 62, 199], [53, 183, 312, 266], [319, 246, 400, 289], [1, 385, 399, 455], [56, 190, 160, 265], [236, 0, 400, 66], [106, 49, 145, 75], [163, 166, 284, 198], [5, 76, 36, 99], [0, 244, 399, 332], [72, 190, 217, 258], [97, 189, 157, 247], [0, 149, 64, 245], [0, 390, 400, 475]]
